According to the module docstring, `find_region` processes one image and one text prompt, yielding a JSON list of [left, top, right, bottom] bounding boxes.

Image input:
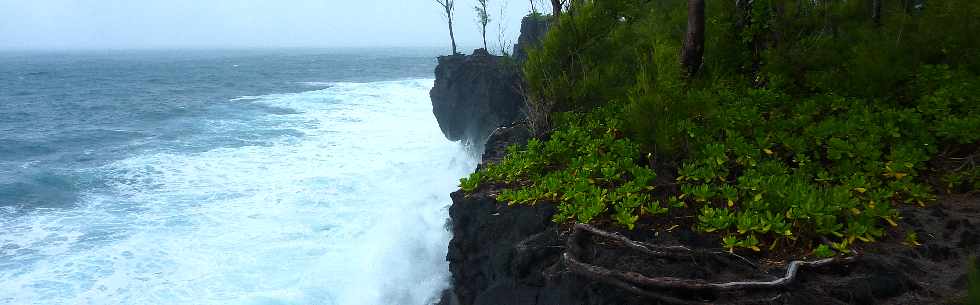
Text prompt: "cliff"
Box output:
[[512, 15, 552, 63], [429, 49, 525, 146], [429, 13, 552, 146]]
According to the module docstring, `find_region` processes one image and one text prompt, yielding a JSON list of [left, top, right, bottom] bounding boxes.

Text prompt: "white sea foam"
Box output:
[[297, 82, 335, 87], [0, 79, 474, 305], [229, 96, 263, 102]]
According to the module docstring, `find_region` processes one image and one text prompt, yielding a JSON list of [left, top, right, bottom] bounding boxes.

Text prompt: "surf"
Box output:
[[0, 79, 474, 305]]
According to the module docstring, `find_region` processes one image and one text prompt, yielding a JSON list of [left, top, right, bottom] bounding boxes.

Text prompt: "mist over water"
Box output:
[[0, 50, 475, 305]]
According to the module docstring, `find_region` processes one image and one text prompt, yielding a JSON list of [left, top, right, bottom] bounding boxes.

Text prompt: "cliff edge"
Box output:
[[429, 49, 525, 146]]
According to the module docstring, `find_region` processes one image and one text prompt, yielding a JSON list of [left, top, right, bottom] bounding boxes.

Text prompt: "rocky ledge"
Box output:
[[429, 49, 525, 146], [428, 13, 550, 146], [511, 15, 552, 63], [437, 129, 979, 305]]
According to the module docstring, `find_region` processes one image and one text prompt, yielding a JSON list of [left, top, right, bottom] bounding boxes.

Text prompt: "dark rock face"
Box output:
[[512, 15, 552, 63], [429, 14, 552, 146], [480, 123, 532, 165], [442, 191, 558, 305], [439, 192, 645, 305], [437, 134, 643, 305], [429, 49, 525, 145]]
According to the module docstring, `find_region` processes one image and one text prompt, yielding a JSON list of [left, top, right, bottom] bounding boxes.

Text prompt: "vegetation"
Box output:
[[493, 0, 514, 56], [462, 0, 980, 256], [435, 0, 459, 54], [475, 0, 491, 50], [679, 0, 704, 76], [461, 107, 660, 229], [549, 0, 567, 18], [528, 0, 541, 14]]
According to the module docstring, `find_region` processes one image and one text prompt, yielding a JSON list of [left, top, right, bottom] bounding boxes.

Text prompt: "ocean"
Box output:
[[0, 48, 476, 305]]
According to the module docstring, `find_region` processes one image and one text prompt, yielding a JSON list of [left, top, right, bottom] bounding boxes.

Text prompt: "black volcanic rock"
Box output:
[[429, 13, 553, 146], [480, 123, 532, 165], [512, 15, 552, 63], [429, 49, 525, 145]]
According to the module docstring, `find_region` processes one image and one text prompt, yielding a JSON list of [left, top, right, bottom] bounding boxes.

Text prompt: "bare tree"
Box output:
[[680, 0, 705, 76], [435, 0, 459, 54], [549, 0, 566, 17], [495, 0, 515, 56], [475, 0, 491, 50], [529, 0, 547, 14]]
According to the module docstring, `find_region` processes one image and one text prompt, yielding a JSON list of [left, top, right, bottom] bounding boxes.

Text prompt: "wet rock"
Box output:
[[512, 15, 552, 63], [441, 190, 558, 305], [429, 50, 525, 146], [958, 229, 979, 249], [480, 123, 532, 165]]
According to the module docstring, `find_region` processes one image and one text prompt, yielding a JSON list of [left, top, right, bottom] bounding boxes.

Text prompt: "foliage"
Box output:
[[475, 0, 491, 49], [434, 0, 459, 54], [522, 0, 660, 132], [461, 107, 657, 229], [811, 244, 835, 258], [462, 0, 980, 254]]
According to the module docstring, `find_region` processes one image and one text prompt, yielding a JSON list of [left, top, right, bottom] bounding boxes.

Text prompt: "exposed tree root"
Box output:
[[567, 264, 717, 305], [569, 223, 759, 270], [563, 223, 859, 304], [951, 153, 977, 172], [568, 223, 694, 257]]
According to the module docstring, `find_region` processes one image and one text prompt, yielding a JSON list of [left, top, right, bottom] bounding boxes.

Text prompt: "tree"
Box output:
[[872, 0, 883, 25], [495, 0, 515, 56], [680, 0, 705, 76], [435, 0, 459, 54], [550, 0, 566, 18], [475, 0, 491, 50], [529, 0, 547, 14]]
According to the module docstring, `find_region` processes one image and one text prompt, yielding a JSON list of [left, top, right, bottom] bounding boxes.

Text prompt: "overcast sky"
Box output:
[[0, 0, 535, 50]]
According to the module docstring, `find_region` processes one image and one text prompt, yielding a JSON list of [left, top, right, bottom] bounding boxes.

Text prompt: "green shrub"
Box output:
[[462, 107, 658, 229], [461, 0, 980, 254]]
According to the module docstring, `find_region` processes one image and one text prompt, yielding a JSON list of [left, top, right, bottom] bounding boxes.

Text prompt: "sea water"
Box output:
[[0, 49, 475, 305]]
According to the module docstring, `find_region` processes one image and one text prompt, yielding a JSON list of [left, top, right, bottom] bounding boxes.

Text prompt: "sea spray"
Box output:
[[0, 79, 475, 305]]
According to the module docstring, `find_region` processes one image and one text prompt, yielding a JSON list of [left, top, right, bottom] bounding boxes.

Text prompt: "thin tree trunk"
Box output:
[[449, 18, 458, 54], [680, 0, 706, 76], [482, 30, 488, 50], [872, 0, 882, 25], [551, 0, 562, 18]]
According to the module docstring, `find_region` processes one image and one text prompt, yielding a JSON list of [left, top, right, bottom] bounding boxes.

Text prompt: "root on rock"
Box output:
[[563, 223, 859, 304]]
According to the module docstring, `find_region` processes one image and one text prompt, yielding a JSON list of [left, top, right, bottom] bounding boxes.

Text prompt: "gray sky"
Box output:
[[0, 0, 534, 50]]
